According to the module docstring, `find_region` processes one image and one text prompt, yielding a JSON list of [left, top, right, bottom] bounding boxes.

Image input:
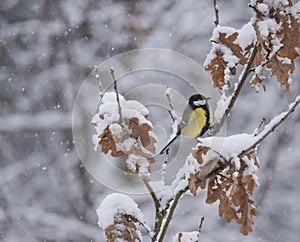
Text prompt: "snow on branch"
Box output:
[[92, 92, 157, 179]]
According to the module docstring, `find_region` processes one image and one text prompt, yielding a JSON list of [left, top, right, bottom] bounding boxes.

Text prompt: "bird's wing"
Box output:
[[177, 103, 193, 134]]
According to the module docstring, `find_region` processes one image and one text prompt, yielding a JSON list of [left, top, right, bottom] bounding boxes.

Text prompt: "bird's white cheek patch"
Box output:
[[193, 100, 206, 106]]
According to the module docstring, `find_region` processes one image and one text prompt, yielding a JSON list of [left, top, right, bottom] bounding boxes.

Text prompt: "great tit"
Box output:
[[160, 94, 212, 154]]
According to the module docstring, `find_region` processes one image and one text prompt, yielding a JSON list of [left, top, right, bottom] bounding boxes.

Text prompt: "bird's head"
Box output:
[[189, 94, 210, 109]]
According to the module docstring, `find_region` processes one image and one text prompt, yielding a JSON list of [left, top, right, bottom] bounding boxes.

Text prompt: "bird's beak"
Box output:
[[204, 96, 211, 101]]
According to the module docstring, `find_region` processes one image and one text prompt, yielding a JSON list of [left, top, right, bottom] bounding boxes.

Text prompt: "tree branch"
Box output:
[[213, 0, 219, 26], [143, 179, 160, 217], [198, 216, 205, 235], [241, 94, 300, 156], [110, 68, 123, 123]]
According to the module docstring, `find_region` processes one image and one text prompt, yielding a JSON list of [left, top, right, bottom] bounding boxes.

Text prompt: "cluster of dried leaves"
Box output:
[[98, 116, 156, 179], [205, 0, 300, 93], [93, 92, 156, 180], [187, 145, 260, 235], [104, 213, 143, 242]]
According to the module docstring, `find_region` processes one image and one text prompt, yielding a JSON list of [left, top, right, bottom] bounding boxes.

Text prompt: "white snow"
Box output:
[[126, 153, 151, 178], [92, 91, 156, 153], [235, 22, 257, 49], [257, 3, 269, 15], [96, 193, 144, 229], [213, 94, 230, 122], [165, 86, 171, 96], [198, 133, 256, 159]]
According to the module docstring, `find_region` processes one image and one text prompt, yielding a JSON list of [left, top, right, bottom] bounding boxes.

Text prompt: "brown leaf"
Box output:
[[219, 195, 238, 223], [266, 56, 291, 94], [104, 214, 142, 242], [206, 177, 221, 204], [99, 128, 125, 157], [219, 32, 243, 58], [279, 15, 300, 62], [249, 68, 266, 92], [252, 44, 266, 67], [205, 48, 227, 89], [188, 173, 198, 196], [191, 146, 210, 165], [203, 149, 259, 235]]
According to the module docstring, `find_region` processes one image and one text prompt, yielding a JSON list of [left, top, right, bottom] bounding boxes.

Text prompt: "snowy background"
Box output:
[[1, 0, 300, 241]]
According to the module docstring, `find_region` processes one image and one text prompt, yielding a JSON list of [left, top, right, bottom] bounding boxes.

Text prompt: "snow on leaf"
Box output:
[[97, 193, 145, 242], [92, 92, 157, 179]]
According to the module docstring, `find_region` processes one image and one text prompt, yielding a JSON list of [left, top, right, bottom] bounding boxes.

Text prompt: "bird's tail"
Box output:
[[159, 133, 180, 155]]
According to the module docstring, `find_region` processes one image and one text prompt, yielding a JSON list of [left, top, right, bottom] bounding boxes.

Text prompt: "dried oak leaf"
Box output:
[[205, 176, 221, 204], [218, 32, 243, 59], [249, 68, 266, 92], [104, 214, 142, 242], [187, 146, 215, 195], [128, 117, 155, 154], [99, 127, 125, 157], [233, 185, 258, 235], [205, 48, 227, 89], [219, 192, 238, 223], [191, 145, 210, 165], [278, 15, 300, 72], [203, 149, 259, 235], [266, 56, 292, 94]]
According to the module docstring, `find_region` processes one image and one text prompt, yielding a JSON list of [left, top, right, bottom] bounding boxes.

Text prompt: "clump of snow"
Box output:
[[198, 133, 256, 159], [235, 22, 257, 49], [126, 153, 151, 178], [91, 91, 155, 153], [97, 193, 144, 229], [93, 92, 151, 132], [213, 94, 230, 122]]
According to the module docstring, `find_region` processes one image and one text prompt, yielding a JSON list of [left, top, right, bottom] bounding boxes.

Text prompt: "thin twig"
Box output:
[[94, 66, 103, 95], [198, 216, 205, 236], [211, 44, 258, 136], [161, 149, 169, 183], [254, 118, 266, 136], [240, 95, 300, 156], [213, 0, 219, 26], [143, 179, 160, 216], [165, 87, 177, 122], [138, 220, 152, 235], [110, 68, 123, 123]]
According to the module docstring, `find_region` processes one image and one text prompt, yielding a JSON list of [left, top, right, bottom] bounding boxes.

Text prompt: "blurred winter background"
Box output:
[[1, 0, 300, 241]]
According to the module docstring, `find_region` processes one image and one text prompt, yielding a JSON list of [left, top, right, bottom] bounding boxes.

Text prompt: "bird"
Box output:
[[160, 94, 212, 154]]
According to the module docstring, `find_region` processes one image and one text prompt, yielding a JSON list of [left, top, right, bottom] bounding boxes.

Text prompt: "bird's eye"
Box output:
[[193, 100, 206, 106]]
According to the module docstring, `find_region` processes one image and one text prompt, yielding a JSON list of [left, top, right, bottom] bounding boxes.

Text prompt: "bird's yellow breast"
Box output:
[[181, 108, 208, 138]]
